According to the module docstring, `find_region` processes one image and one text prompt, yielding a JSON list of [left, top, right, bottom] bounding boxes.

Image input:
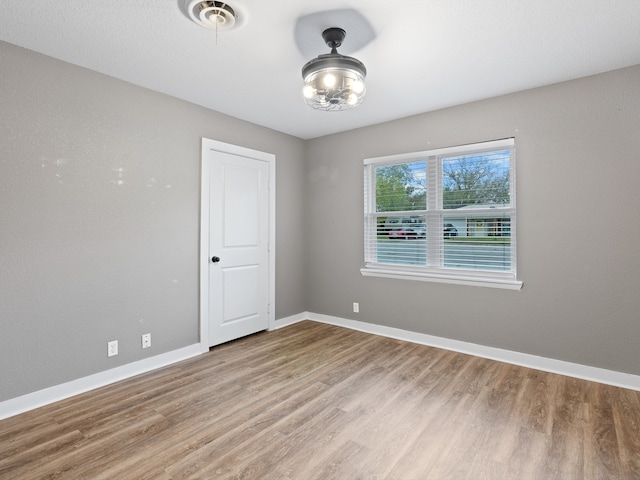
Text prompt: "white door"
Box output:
[[200, 139, 274, 348]]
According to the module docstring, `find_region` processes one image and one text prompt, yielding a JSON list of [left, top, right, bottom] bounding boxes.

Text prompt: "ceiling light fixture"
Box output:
[[301, 28, 367, 111]]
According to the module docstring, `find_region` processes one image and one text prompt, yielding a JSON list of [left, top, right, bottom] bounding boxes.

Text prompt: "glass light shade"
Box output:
[[302, 53, 367, 111]]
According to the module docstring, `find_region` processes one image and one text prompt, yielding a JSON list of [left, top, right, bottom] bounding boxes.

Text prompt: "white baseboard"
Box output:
[[1, 311, 308, 421], [272, 311, 309, 330], [306, 312, 640, 392], [0, 344, 202, 420], [4, 313, 639, 421], [0, 312, 314, 420]]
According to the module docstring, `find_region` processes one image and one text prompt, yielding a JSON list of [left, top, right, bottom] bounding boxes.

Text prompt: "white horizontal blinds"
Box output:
[[374, 162, 426, 212], [442, 214, 512, 271], [377, 215, 426, 265], [364, 138, 516, 280], [441, 149, 511, 209], [425, 154, 440, 267], [438, 147, 514, 272], [363, 164, 377, 262], [366, 161, 427, 265]]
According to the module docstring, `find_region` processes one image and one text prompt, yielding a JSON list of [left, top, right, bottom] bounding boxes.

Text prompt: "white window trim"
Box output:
[[362, 138, 523, 290]]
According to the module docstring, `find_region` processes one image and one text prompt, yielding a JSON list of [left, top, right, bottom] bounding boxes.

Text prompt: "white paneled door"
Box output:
[[200, 139, 274, 348]]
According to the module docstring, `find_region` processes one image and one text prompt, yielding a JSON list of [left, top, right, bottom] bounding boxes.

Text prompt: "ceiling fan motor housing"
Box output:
[[302, 28, 367, 110]]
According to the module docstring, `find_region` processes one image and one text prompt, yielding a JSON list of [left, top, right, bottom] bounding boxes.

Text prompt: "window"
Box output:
[[362, 138, 522, 289]]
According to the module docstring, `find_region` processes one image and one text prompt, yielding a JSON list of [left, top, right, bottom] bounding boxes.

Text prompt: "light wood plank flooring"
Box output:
[[1, 320, 639, 479]]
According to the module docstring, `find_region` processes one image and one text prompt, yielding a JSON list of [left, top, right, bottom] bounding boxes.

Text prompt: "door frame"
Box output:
[[199, 138, 276, 352]]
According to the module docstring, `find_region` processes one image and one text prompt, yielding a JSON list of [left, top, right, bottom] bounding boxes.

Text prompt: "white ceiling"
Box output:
[[1, 0, 640, 139]]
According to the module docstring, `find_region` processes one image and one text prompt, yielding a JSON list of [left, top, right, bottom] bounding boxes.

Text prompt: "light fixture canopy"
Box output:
[[301, 28, 367, 111]]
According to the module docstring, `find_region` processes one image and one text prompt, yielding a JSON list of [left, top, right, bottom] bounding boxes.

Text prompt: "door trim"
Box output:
[[199, 138, 276, 352]]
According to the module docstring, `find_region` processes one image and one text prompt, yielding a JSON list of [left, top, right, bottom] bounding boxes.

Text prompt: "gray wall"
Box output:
[[2, 37, 639, 405], [306, 65, 640, 376], [0, 41, 306, 402]]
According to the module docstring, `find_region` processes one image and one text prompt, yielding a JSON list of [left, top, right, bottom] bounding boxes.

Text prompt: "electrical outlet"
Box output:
[[353, 302, 359, 313], [142, 333, 151, 349], [107, 340, 118, 357]]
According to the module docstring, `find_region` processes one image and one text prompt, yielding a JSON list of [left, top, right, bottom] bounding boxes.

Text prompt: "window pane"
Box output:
[[364, 139, 517, 287], [443, 215, 511, 271], [375, 215, 426, 265], [442, 150, 510, 209], [375, 162, 426, 212]]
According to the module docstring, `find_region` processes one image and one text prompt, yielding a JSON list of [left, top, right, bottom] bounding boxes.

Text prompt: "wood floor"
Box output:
[[1, 321, 639, 480]]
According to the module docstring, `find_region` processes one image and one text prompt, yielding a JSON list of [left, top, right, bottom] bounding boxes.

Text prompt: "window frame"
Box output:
[[362, 138, 522, 290]]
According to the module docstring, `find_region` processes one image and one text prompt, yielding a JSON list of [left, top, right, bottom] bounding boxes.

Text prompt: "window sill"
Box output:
[[360, 265, 523, 290]]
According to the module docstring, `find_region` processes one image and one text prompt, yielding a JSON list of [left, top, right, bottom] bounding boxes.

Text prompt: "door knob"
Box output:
[[211, 256, 221, 263]]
